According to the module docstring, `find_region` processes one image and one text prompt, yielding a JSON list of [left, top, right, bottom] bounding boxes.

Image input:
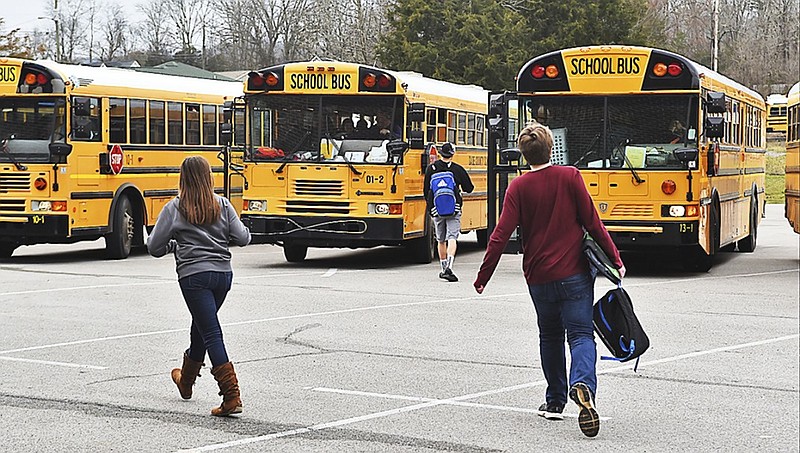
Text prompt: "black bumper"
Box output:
[[0, 214, 70, 244], [606, 220, 699, 250], [242, 214, 406, 248]]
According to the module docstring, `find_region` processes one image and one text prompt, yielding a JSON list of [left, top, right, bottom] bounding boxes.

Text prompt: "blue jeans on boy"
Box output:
[[178, 271, 233, 367], [528, 272, 597, 406]]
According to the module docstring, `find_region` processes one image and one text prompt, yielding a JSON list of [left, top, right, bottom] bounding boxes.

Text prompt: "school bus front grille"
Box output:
[[284, 200, 353, 214], [610, 204, 653, 218], [0, 199, 26, 212], [293, 179, 344, 197], [0, 173, 31, 193]]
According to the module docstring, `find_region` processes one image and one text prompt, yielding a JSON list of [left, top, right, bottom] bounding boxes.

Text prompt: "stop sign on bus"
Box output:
[[109, 144, 124, 175]]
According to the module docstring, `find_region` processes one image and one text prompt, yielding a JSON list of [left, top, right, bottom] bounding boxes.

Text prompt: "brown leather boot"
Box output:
[[171, 353, 204, 400], [210, 361, 242, 416]]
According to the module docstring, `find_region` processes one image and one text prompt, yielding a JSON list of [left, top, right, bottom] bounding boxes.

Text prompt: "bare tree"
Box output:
[[138, 0, 175, 61], [99, 3, 129, 61]]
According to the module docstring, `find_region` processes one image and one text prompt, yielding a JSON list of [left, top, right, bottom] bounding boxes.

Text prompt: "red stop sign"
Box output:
[[109, 144, 124, 175]]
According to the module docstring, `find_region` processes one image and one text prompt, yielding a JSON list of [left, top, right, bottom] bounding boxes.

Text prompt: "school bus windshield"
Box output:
[[247, 94, 404, 163], [0, 97, 66, 161], [524, 94, 698, 169]]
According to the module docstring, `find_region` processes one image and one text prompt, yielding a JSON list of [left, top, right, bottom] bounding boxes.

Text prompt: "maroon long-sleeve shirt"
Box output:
[[475, 165, 622, 287]]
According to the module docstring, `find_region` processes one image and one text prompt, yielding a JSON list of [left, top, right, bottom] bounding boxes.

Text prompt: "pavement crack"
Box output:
[[608, 371, 798, 393]]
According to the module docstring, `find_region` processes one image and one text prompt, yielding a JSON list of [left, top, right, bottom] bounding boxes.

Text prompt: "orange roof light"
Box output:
[[24, 73, 37, 85], [363, 73, 377, 88], [545, 65, 559, 78], [653, 62, 667, 77], [264, 72, 279, 86]]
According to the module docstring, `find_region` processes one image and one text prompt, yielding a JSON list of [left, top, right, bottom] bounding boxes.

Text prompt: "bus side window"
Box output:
[[71, 97, 101, 141]]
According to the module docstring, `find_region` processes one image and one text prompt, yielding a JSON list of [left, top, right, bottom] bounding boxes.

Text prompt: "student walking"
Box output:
[[423, 142, 474, 282], [473, 123, 625, 437], [147, 156, 251, 417]]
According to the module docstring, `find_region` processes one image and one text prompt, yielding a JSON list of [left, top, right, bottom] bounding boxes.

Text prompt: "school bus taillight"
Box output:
[[661, 179, 677, 194], [531, 65, 546, 79], [653, 62, 668, 77], [667, 64, 682, 77], [545, 65, 559, 78]]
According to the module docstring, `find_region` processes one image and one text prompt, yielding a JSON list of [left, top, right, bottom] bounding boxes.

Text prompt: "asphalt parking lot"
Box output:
[[1, 204, 798, 452]]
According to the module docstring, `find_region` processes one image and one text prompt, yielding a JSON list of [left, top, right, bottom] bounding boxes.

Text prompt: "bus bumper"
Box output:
[[604, 220, 699, 250], [0, 214, 70, 244], [242, 214, 406, 248]]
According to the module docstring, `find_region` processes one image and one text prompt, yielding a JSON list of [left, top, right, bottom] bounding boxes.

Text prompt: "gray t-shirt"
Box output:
[[147, 195, 251, 279]]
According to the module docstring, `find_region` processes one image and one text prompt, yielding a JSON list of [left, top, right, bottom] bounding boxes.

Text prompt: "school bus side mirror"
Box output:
[[500, 147, 521, 164], [220, 123, 233, 144], [409, 130, 424, 149], [705, 117, 725, 139], [387, 139, 408, 164], [49, 142, 72, 157], [673, 147, 697, 167], [408, 103, 425, 122], [706, 92, 726, 114]]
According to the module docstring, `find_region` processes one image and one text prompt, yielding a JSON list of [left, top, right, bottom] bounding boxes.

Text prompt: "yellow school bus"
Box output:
[[786, 82, 800, 233], [238, 61, 489, 262], [766, 93, 788, 134], [0, 58, 242, 258], [497, 46, 766, 271]]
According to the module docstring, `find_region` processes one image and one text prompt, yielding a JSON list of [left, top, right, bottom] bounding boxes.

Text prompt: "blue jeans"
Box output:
[[528, 272, 597, 406], [178, 271, 233, 368]]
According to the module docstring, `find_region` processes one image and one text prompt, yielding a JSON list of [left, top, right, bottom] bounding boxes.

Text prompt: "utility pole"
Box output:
[[712, 0, 719, 71]]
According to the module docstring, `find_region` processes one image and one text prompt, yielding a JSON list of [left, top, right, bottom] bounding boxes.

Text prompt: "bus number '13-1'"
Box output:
[[365, 174, 384, 184]]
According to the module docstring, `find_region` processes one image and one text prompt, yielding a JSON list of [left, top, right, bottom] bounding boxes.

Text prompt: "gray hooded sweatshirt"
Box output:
[[147, 195, 251, 279]]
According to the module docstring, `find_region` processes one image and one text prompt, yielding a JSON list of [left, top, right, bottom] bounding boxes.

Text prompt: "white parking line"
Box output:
[[0, 356, 107, 370], [178, 332, 799, 452], [309, 386, 609, 420]]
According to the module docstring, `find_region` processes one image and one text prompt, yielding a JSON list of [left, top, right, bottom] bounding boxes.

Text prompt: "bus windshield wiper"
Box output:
[[276, 130, 312, 174], [1, 134, 27, 171], [325, 133, 361, 176], [616, 138, 644, 184]]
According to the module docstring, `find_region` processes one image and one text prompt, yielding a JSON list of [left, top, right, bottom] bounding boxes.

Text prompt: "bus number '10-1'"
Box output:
[[365, 174, 384, 184]]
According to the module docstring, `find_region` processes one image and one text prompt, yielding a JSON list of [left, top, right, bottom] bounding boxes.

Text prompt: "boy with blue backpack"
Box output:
[[423, 142, 474, 282]]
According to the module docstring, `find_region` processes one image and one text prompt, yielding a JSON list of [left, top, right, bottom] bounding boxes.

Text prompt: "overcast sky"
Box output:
[[1, 1, 140, 36]]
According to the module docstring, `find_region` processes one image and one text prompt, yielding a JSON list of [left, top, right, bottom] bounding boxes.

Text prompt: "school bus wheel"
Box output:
[[106, 196, 135, 259], [283, 244, 308, 263], [0, 241, 18, 258]]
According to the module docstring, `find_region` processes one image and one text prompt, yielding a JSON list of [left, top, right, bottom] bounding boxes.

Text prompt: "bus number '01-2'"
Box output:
[[365, 174, 384, 184]]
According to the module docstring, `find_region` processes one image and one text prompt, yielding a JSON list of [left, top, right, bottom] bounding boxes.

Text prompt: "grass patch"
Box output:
[[765, 143, 786, 204]]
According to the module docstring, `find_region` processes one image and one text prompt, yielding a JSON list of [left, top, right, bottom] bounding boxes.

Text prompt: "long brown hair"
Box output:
[[518, 122, 554, 165], [178, 156, 220, 225]]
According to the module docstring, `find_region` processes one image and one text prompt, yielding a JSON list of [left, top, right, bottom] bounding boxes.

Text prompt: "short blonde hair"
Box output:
[[517, 122, 553, 165]]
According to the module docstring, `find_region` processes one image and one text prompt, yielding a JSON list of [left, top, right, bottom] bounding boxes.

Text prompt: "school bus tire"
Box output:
[[283, 244, 308, 263], [105, 195, 135, 260], [476, 229, 488, 248], [737, 194, 758, 253], [0, 241, 18, 258], [407, 220, 435, 264]]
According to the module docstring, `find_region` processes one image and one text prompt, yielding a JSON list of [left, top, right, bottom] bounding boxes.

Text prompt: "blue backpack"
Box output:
[[430, 171, 457, 217]]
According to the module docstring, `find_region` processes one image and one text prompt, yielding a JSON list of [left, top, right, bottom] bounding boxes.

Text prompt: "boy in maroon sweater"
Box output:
[[474, 123, 624, 437]]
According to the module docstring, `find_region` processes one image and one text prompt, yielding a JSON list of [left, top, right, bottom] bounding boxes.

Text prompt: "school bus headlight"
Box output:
[[368, 203, 401, 215], [668, 205, 686, 217], [247, 200, 267, 211], [32, 200, 51, 211], [653, 62, 668, 77]]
